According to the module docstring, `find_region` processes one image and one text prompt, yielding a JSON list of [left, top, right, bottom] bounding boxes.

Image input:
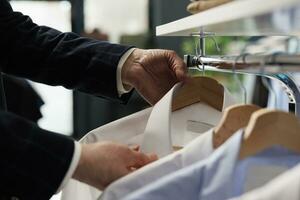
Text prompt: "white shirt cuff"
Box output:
[[56, 141, 82, 193], [116, 48, 136, 97]]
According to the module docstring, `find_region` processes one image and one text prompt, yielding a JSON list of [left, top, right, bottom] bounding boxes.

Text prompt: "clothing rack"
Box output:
[[184, 50, 300, 118], [184, 54, 300, 71], [158, 0, 300, 117], [181, 26, 300, 118]]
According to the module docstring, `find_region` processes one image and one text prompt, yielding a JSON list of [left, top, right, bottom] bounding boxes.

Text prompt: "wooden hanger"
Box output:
[[213, 104, 261, 149], [172, 76, 224, 112], [239, 109, 300, 159]]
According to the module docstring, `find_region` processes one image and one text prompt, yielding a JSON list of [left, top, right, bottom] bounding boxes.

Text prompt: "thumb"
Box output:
[[166, 50, 189, 81], [126, 151, 157, 168]]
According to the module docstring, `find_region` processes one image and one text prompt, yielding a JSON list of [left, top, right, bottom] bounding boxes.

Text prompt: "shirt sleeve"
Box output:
[[116, 48, 135, 97]]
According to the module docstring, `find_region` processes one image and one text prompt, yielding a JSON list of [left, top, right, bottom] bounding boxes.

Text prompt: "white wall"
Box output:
[[10, 1, 73, 135], [85, 0, 149, 42]]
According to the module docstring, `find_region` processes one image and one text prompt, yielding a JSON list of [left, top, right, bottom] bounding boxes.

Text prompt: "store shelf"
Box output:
[[156, 0, 300, 37]]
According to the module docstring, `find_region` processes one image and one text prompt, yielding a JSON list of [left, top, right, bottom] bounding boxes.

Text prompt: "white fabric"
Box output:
[[61, 81, 236, 200], [100, 129, 213, 200], [231, 163, 300, 200], [116, 48, 135, 96]]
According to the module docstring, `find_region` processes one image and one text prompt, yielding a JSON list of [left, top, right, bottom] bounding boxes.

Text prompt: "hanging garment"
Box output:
[[230, 163, 300, 200], [123, 130, 300, 200], [61, 82, 236, 200]]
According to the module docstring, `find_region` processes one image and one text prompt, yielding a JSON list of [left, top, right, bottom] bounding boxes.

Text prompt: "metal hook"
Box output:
[[194, 38, 205, 76], [205, 36, 221, 53], [259, 54, 277, 109], [195, 32, 221, 76], [191, 31, 221, 54], [232, 54, 248, 104], [194, 38, 199, 56], [199, 56, 205, 76]]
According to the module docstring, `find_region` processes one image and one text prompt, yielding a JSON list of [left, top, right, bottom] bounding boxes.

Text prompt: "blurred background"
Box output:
[[8, 0, 300, 142]]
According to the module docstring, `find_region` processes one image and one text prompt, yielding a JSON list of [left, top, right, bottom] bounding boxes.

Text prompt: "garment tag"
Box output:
[[186, 120, 214, 133], [183, 120, 214, 145], [172, 145, 183, 151]]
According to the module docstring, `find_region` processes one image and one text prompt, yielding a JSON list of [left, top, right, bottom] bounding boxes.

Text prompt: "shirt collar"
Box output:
[[141, 82, 236, 158]]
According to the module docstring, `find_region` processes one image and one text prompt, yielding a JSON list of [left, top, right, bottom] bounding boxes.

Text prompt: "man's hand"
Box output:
[[72, 142, 157, 190], [122, 49, 189, 105]]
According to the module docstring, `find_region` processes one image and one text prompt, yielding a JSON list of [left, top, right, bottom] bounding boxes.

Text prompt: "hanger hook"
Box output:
[[194, 38, 199, 56], [232, 54, 248, 104], [259, 54, 277, 108], [206, 36, 221, 53], [194, 38, 206, 76]]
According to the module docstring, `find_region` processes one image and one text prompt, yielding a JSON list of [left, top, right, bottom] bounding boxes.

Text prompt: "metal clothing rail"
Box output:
[[184, 54, 300, 118], [184, 54, 300, 71]]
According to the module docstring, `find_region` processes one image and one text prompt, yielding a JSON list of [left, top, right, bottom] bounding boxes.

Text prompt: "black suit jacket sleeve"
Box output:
[[0, 0, 133, 101], [0, 111, 75, 200], [0, 1, 134, 199]]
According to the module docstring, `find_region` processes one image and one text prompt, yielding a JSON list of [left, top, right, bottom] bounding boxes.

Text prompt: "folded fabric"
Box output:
[[61, 80, 236, 200], [230, 163, 300, 200], [187, 0, 233, 14], [123, 130, 300, 200]]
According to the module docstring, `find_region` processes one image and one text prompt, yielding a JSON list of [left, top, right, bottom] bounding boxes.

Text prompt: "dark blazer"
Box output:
[[0, 1, 133, 199]]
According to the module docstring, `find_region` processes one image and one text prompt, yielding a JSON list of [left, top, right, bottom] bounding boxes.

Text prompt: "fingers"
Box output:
[[127, 49, 189, 105], [147, 153, 159, 162], [133, 65, 163, 105], [166, 50, 189, 82], [125, 149, 158, 169], [130, 144, 140, 152]]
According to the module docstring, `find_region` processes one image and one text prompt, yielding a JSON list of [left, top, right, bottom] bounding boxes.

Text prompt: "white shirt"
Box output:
[[100, 129, 214, 200], [100, 83, 236, 200], [123, 131, 300, 200], [60, 81, 236, 200], [230, 162, 300, 200]]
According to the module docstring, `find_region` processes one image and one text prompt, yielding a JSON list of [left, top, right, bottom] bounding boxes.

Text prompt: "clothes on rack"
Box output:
[[62, 73, 300, 200], [267, 79, 289, 111], [123, 130, 300, 200], [61, 79, 236, 200], [230, 163, 300, 200]]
